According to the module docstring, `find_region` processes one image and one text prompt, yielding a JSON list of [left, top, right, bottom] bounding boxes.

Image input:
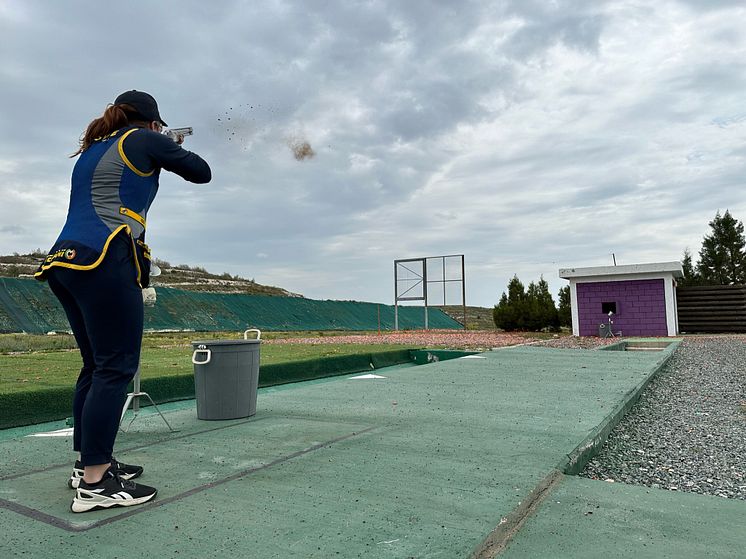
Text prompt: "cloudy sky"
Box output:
[[2, 0, 745, 308]]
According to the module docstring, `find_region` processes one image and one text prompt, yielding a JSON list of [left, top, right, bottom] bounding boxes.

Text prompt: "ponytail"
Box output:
[[71, 103, 140, 157]]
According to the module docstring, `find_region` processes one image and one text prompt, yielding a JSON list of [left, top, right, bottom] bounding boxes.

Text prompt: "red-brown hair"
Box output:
[[72, 103, 144, 157]]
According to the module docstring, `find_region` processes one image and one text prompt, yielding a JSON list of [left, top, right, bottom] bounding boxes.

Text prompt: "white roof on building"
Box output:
[[559, 261, 684, 279]]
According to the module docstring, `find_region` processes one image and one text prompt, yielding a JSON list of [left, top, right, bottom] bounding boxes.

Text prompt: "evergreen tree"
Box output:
[[493, 292, 513, 330], [678, 248, 700, 287], [697, 210, 746, 285], [493, 275, 527, 331], [536, 277, 560, 331], [525, 281, 542, 331], [558, 285, 571, 327]]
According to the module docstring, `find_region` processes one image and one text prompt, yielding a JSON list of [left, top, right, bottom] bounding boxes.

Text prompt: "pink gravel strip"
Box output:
[[265, 330, 627, 350], [265, 329, 530, 349], [532, 336, 621, 349]]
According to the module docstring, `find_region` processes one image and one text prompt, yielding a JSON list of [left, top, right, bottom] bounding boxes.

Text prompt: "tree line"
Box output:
[[493, 276, 571, 331]]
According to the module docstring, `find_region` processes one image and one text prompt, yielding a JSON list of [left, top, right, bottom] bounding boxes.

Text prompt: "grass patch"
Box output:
[[0, 341, 416, 394], [0, 333, 78, 353]]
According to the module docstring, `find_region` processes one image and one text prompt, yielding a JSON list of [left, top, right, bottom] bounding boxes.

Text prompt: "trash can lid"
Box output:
[[191, 339, 261, 347]]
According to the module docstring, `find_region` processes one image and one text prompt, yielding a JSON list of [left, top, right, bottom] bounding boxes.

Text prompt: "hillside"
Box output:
[[0, 251, 301, 297], [436, 305, 497, 330]]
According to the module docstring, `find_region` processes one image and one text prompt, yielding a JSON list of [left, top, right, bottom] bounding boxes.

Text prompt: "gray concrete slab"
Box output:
[[499, 475, 746, 558]]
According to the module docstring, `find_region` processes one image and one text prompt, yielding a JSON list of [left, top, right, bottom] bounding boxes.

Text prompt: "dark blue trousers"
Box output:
[[47, 235, 143, 466]]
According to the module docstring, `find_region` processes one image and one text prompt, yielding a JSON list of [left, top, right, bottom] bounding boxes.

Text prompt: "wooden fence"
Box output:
[[676, 285, 746, 333]]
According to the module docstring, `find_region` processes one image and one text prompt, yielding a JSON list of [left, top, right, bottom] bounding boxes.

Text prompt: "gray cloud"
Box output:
[[0, 225, 25, 235], [676, 0, 745, 10]]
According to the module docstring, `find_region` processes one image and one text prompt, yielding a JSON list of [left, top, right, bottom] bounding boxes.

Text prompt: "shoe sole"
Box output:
[[70, 490, 157, 513]]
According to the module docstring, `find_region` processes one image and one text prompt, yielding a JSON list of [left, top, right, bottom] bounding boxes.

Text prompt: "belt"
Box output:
[[119, 206, 146, 229]]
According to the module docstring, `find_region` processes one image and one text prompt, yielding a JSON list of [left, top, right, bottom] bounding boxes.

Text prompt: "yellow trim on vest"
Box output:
[[34, 225, 130, 275], [119, 206, 146, 228], [118, 129, 154, 177]]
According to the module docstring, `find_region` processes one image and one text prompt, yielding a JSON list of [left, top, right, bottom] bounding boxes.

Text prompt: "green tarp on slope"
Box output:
[[0, 278, 462, 333]]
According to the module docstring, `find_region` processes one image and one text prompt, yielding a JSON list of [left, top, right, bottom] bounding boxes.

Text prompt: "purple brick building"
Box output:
[[559, 262, 684, 337]]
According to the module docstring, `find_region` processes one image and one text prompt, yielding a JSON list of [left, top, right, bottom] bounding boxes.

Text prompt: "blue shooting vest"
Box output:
[[35, 126, 158, 287]]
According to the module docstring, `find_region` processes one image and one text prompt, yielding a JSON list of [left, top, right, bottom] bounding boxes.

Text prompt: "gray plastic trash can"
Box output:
[[191, 329, 261, 420]]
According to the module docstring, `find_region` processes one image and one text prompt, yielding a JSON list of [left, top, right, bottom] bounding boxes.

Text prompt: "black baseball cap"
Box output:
[[114, 90, 167, 126]]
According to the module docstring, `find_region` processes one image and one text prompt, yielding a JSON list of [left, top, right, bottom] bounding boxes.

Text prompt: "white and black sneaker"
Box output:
[[71, 469, 157, 513], [68, 457, 144, 489]]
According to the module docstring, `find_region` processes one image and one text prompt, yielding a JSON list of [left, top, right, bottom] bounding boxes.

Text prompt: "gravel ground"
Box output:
[[531, 336, 620, 350], [265, 330, 541, 350], [581, 335, 746, 500], [265, 331, 620, 350]]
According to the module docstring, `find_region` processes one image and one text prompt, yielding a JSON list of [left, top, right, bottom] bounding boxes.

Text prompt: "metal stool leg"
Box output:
[[120, 365, 177, 433]]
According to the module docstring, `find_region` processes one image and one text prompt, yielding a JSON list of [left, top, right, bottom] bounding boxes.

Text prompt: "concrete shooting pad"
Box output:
[[2, 344, 745, 558], [499, 475, 746, 558]]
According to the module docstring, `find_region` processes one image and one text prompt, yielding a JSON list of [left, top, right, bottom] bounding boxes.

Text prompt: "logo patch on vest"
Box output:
[[64, 249, 76, 260]]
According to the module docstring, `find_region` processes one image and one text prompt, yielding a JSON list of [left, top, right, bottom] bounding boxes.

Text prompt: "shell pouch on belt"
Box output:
[[135, 238, 152, 288]]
